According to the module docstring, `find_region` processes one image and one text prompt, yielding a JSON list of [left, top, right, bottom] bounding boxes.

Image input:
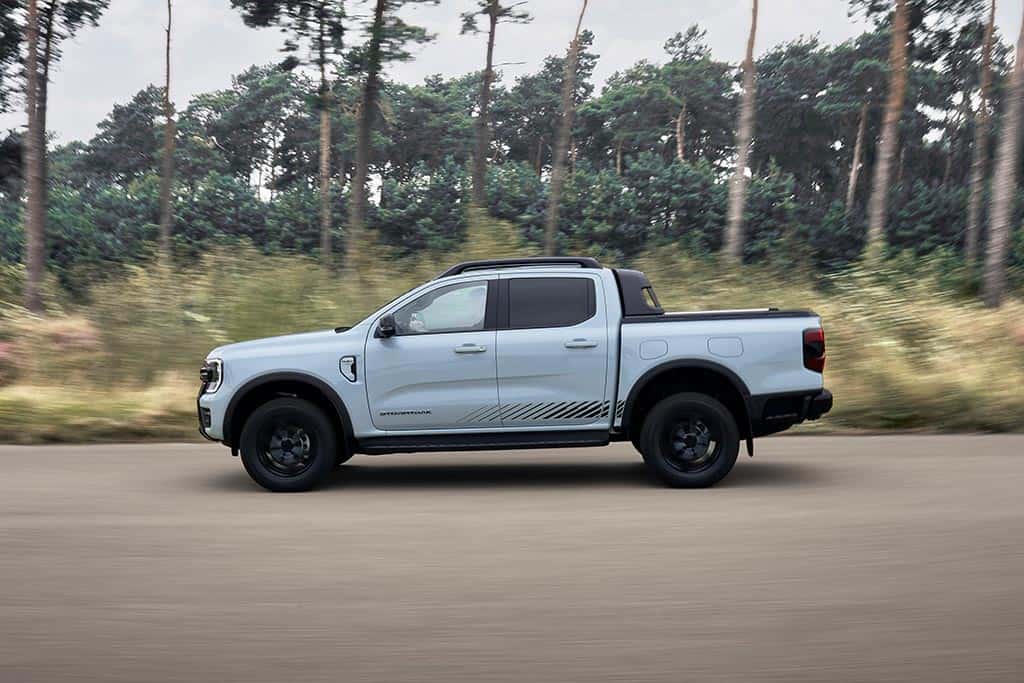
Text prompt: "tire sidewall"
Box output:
[[239, 398, 337, 492], [639, 393, 740, 488]]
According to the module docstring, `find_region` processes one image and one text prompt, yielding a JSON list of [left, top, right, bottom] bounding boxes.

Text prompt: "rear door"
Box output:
[[496, 274, 611, 427], [364, 279, 500, 431]]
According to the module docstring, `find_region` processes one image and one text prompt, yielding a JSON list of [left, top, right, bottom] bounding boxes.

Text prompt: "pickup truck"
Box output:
[[198, 257, 832, 492]]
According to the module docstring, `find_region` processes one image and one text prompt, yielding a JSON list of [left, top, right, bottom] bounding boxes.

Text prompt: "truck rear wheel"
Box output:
[[239, 397, 337, 492], [638, 393, 740, 488]]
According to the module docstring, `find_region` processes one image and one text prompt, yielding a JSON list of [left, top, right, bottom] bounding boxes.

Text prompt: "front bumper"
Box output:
[[197, 382, 218, 442]]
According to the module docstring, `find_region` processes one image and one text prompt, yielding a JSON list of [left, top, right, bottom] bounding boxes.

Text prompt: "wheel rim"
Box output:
[[259, 422, 315, 477], [662, 414, 721, 474]]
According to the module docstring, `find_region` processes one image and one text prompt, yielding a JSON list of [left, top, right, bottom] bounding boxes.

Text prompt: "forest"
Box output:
[[0, 0, 1022, 295], [0, 0, 1023, 441]]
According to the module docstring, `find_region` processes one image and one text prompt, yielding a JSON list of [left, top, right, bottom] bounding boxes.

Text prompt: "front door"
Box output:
[[364, 279, 499, 431], [496, 274, 611, 427]]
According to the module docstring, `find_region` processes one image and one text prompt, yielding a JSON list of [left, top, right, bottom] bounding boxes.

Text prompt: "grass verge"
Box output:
[[1, 215, 1022, 443]]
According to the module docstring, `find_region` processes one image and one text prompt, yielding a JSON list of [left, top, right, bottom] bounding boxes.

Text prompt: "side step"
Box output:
[[356, 430, 610, 455]]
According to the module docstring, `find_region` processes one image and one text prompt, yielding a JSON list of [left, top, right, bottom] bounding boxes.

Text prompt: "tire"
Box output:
[[239, 397, 338, 492], [638, 392, 740, 488]]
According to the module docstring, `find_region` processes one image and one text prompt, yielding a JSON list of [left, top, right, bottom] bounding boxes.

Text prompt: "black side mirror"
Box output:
[[376, 314, 397, 338]]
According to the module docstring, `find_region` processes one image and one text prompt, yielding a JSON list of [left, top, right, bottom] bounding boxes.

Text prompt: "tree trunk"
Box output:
[[317, 13, 332, 270], [344, 0, 386, 272], [983, 7, 1024, 308], [675, 100, 687, 162], [845, 99, 869, 216], [158, 0, 176, 264], [37, 3, 53, 214], [865, 0, 909, 252], [543, 0, 588, 256], [319, 106, 332, 268], [615, 138, 623, 176], [966, 0, 996, 265], [23, 0, 44, 314], [471, 4, 498, 206], [723, 0, 758, 262], [535, 138, 543, 176]]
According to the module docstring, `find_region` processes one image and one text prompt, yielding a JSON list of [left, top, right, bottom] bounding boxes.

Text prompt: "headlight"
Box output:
[[200, 358, 223, 393]]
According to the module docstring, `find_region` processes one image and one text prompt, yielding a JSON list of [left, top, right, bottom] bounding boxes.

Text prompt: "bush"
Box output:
[[377, 158, 468, 255]]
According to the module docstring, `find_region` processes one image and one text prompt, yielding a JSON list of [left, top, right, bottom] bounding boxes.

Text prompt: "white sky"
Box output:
[[0, 0, 1020, 144]]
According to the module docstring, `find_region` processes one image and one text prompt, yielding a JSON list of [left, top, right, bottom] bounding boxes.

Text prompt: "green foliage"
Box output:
[[230, 0, 346, 79], [625, 154, 726, 253], [347, 0, 439, 70], [889, 180, 968, 254], [579, 60, 675, 164], [264, 182, 343, 254], [560, 163, 645, 261], [179, 64, 301, 185], [376, 158, 468, 254], [492, 30, 598, 172], [744, 166, 801, 262], [81, 86, 164, 184], [174, 172, 269, 255], [45, 181, 156, 293], [796, 201, 865, 269], [460, 0, 532, 36], [485, 161, 545, 243], [0, 1, 18, 113], [1, 0, 110, 114], [383, 75, 476, 181], [0, 195, 21, 264]]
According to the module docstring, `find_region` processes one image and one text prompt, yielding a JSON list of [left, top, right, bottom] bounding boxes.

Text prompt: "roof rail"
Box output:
[[437, 257, 603, 279]]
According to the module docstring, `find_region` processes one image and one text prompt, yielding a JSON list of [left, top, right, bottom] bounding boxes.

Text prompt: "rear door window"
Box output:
[[507, 277, 595, 329]]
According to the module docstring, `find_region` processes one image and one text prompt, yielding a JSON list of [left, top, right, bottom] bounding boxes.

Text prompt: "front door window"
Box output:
[[393, 281, 489, 335]]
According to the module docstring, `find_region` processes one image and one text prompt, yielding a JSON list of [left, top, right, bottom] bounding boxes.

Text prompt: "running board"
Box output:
[[356, 430, 610, 455]]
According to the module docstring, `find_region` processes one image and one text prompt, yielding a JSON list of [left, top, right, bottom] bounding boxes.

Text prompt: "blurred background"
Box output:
[[0, 0, 1022, 442]]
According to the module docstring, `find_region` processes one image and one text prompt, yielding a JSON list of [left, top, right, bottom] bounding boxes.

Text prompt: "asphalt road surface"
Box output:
[[2, 436, 1023, 682]]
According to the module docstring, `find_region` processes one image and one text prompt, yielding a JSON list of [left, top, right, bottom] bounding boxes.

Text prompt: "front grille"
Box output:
[[199, 407, 212, 429]]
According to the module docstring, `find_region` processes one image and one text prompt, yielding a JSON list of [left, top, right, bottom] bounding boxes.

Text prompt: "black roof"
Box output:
[[437, 257, 603, 278]]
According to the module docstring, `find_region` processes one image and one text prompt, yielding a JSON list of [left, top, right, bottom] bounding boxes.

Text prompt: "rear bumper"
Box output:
[[807, 388, 833, 420], [749, 387, 833, 437]]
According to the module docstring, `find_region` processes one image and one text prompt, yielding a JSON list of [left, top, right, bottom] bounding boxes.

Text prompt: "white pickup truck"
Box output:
[[198, 257, 832, 491]]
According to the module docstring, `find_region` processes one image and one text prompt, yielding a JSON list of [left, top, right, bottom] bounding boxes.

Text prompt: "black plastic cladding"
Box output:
[[613, 269, 665, 316]]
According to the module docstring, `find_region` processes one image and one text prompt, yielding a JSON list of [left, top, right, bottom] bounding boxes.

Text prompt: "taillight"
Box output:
[[803, 328, 826, 373]]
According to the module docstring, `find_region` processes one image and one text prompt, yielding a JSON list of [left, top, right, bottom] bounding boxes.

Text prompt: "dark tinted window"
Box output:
[[508, 277, 595, 329]]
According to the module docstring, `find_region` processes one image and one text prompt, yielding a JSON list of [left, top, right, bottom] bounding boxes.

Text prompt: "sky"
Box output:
[[0, 0, 1020, 144]]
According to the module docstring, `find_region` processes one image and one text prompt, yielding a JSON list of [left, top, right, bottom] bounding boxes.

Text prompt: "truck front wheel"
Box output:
[[239, 397, 338, 492], [638, 393, 740, 488]]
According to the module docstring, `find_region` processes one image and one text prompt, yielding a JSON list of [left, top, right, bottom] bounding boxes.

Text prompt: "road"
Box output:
[[1, 436, 1022, 682]]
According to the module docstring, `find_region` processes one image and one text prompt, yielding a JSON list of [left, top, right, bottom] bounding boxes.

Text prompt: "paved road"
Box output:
[[2, 436, 1022, 682]]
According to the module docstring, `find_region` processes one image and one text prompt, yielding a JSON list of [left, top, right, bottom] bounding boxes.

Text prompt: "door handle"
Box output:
[[565, 338, 598, 349], [454, 344, 487, 354]]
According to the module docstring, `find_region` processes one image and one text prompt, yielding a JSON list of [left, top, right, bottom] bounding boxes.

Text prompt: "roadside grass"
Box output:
[[1, 213, 1022, 442], [0, 375, 197, 443]]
